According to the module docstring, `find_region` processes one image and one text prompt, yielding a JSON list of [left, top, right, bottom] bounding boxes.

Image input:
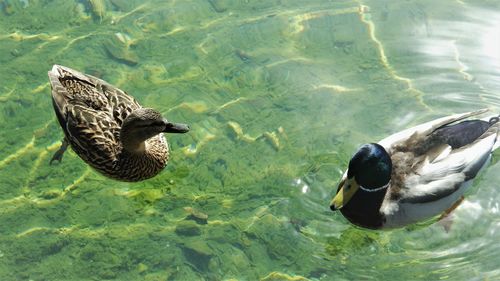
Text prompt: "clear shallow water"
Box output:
[[1, 0, 500, 280]]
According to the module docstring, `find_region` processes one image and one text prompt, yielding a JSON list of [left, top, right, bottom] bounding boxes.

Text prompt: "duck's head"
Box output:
[[330, 143, 392, 211], [121, 108, 189, 152]]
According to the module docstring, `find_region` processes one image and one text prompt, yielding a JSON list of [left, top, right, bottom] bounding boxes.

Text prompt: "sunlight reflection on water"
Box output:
[[414, 6, 500, 109]]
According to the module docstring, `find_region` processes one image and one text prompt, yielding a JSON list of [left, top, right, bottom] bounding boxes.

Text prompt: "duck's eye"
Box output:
[[345, 183, 351, 190], [152, 121, 164, 127]]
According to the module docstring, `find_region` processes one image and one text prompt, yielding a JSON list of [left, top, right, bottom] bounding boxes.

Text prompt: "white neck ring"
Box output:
[[359, 182, 389, 192]]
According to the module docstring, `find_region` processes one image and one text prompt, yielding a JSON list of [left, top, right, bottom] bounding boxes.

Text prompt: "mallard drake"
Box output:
[[48, 65, 189, 182], [330, 109, 500, 229]]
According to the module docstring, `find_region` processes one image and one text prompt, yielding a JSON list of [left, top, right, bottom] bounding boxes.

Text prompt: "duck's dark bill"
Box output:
[[164, 122, 190, 133]]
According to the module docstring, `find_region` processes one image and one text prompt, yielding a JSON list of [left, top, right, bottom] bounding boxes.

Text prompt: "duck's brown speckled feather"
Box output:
[[49, 65, 169, 181]]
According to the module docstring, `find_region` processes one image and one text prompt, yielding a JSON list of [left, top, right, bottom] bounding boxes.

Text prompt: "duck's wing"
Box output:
[[63, 104, 121, 166], [49, 65, 109, 114], [379, 109, 490, 149], [86, 73, 142, 126], [396, 116, 499, 204], [49, 65, 141, 126], [48, 65, 123, 165]]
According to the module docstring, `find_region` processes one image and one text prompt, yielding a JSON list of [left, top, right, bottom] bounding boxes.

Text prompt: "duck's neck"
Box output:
[[122, 138, 146, 154], [341, 186, 389, 229], [115, 135, 168, 181]]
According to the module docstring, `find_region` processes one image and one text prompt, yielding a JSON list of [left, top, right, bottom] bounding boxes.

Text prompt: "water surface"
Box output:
[[1, 0, 500, 280]]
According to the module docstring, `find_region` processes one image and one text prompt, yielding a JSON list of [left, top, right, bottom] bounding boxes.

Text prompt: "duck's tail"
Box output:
[[489, 114, 500, 152], [48, 65, 68, 110]]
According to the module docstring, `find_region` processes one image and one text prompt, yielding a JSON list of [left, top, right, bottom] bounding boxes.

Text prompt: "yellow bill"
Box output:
[[330, 177, 359, 210]]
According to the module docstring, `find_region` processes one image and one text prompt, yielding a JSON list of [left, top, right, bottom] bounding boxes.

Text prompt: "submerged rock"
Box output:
[[182, 239, 212, 256], [88, 0, 106, 21], [119, 188, 164, 204], [175, 221, 201, 236], [181, 239, 213, 272], [103, 33, 138, 65], [261, 272, 310, 281], [184, 206, 208, 224], [207, 0, 228, 13], [137, 262, 148, 273], [110, 0, 136, 12], [40, 189, 62, 199]]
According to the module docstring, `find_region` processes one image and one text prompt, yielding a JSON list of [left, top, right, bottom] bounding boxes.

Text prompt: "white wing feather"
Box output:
[[406, 132, 495, 199]]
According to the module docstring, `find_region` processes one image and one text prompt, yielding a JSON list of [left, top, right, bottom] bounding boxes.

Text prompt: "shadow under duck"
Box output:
[[48, 65, 189, 182], [330, 109, 500, 229]]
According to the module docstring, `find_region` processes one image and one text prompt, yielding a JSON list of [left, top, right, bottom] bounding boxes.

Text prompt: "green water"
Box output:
[[1, 0, 500, 280]]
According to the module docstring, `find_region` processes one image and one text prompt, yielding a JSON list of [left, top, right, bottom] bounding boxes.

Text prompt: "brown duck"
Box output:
[[48, 65, 189, 181]]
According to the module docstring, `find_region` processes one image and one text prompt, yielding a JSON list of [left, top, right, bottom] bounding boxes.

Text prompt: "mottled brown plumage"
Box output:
[[48, 65, 189, 181]]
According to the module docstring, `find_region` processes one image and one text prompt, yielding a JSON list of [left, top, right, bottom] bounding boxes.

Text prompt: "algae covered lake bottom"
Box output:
[[1, 0, 500, 280]]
